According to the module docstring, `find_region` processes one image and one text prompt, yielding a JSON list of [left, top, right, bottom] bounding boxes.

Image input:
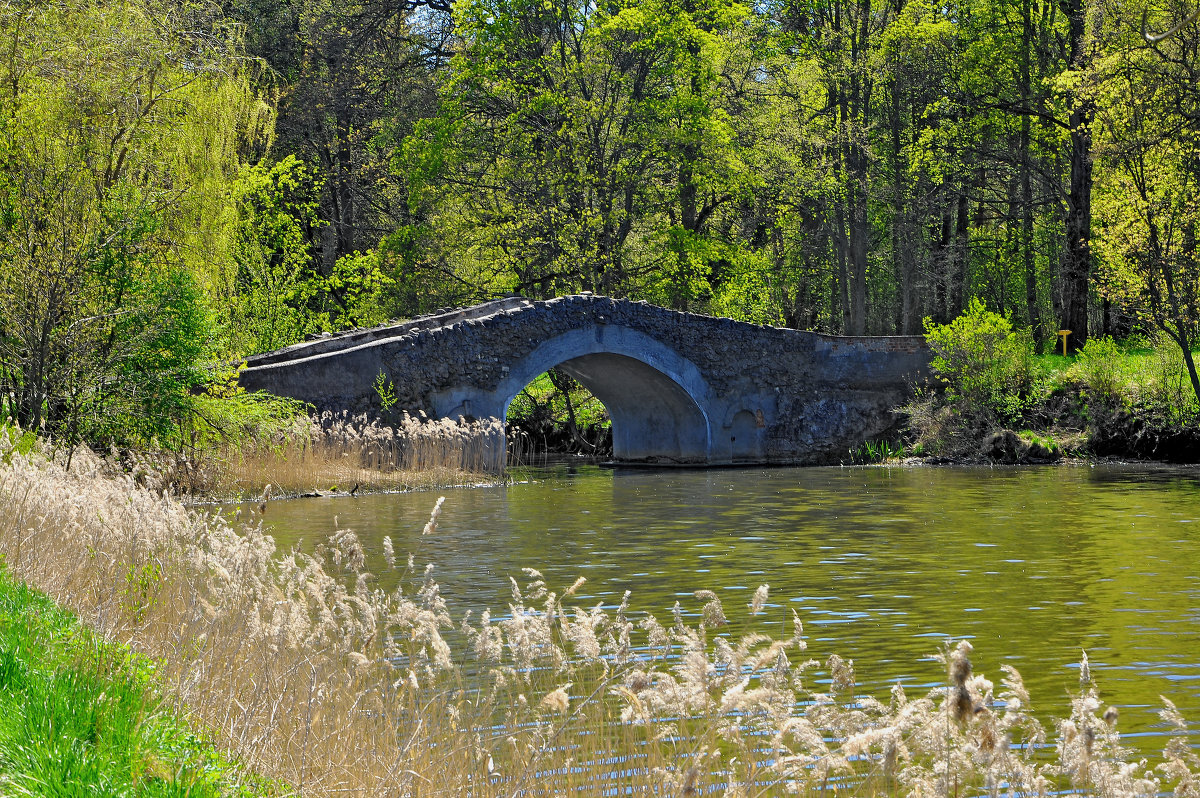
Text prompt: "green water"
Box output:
[[257, 463, 1200, 748]]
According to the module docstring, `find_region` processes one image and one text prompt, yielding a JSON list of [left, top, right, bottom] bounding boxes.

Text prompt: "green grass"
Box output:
[[844, 438, 919, 464], [0, 563, 266, 797], [1033, 340, 1199, 403]]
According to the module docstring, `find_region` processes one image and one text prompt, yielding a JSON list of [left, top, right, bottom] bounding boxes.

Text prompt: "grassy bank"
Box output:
[[2, 433, 1199, 796], [892, 304, 1200, 464], [0, 564, 265, 795]]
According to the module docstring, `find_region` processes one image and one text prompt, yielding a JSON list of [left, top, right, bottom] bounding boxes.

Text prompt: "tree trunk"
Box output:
[[848, 177, 869, 334], [931, 208, 952, 324], [1020, 0, 1044, 352], [834, 202, 851, 334], [1057, 0, 1094, 353], [951, 191, 969, 316], [890, 81, 919, 334]]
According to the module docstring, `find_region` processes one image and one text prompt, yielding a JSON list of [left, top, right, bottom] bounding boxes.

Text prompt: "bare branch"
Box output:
[[1142, 8, 1199, 43]]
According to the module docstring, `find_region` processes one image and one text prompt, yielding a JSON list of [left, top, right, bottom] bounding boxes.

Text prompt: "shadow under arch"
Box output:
[[436, 325, 714, 463]]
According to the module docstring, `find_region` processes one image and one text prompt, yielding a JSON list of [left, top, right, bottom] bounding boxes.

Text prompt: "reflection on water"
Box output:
[[253, 463, 1200, 749]]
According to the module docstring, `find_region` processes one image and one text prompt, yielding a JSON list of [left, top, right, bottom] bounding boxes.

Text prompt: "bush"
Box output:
[[1070, 336, 1128, 405], [923, 298, 1035, 423]]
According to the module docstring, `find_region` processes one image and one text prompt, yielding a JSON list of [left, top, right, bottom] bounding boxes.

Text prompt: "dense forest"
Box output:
[[2, 0, 1199, 448]]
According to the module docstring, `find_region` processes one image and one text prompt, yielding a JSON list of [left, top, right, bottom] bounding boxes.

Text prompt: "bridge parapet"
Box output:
[[244, 296, 533, 367], [239, 294, 931, 465]]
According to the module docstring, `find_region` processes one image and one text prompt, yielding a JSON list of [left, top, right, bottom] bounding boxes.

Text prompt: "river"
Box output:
[[256, 462, 1200, 752]]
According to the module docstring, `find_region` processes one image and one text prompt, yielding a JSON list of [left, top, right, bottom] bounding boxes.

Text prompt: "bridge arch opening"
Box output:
[[485, 326, 713, 464], [540, 353, 708, 462]]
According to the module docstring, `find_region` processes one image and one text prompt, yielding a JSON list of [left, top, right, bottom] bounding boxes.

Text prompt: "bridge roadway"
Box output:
[[239, 294, 931, 465]]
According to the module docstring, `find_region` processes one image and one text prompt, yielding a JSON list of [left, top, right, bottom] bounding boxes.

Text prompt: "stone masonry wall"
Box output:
[[239, 295, 931, 464]]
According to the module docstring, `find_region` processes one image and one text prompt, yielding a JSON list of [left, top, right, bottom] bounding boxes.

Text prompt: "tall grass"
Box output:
[[0, 570, 268, 795], [0, 432, 1195, 796], [136, 411, 509, 500]]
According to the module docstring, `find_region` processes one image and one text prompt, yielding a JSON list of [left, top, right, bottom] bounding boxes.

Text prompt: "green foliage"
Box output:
[[226, 160, 413, 353], [845, 439, 908, 464], [0, 0, 271, 449], [1018, 430, 1063, 456], [405, 0, 757, 304], [1070, 336, 1127, 405], [924, 299, 1035, 422], [509, 373, 609, 430], [1092, 18, 1200, 407], [227, 155, 326, 354], [1052, 336, 1200, 420], [182, 385, 310, 453], [507, 370, 610, 454], [80, 269, 212, 449], [0, 423, 37, 465], [708, 248, 783, 326], [323, 252, 396, 330], [226, 0, 436, 273], [8, 0, 1200, 459], [1140, 337, 1200, 421], [374, 371, 398, 414]]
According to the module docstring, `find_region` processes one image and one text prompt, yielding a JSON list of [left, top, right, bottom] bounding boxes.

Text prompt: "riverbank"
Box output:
[[3, 439, 1200, 796], [891, 382, 1200, 466], [886, 307, 1200, 466], [112, 411, 508, 502], [0, 443, 436, 793], [0, 565, 269, 795]]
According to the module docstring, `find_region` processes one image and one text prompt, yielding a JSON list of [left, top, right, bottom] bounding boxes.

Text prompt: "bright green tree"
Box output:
[[0, 0, 272, 448], [227, 155, 326, 354], [406, 0, 757, 306], [1092, 7, 1200, 409]]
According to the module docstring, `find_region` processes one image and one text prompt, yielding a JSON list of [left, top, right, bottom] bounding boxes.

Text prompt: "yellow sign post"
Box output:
[[1058, 330, 1072, 356]]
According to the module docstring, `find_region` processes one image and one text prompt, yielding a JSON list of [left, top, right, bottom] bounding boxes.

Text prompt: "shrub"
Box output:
[[1070, 336, 1127, 405], [923, 299, 1035, 423]]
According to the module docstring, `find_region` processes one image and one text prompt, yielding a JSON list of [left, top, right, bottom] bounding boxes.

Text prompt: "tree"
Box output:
[[1055, 0, 1100, 352], [0, 0, 269, 446], [227, 156, 326, 354], [1093, 10, 1200, 407], [405, 0, 753, 302], [781, 0, 897, 334], [225, 0, 446, 271]]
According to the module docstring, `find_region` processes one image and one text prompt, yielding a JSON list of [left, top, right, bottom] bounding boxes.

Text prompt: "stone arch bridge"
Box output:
[[239, 295, 931, 465]]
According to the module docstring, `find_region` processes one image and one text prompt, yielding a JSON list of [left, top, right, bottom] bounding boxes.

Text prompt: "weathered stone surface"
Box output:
[[239, 294, 932, 465]]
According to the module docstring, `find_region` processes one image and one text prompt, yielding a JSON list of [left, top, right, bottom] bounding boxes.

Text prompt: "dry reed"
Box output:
[[0, 429, 1196, 797], [140, 411, 509, 500]]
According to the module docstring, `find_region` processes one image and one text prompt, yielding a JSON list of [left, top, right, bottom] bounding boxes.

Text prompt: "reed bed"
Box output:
[[0, 433, 1196, 797], [145, 411, 508, 499]]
